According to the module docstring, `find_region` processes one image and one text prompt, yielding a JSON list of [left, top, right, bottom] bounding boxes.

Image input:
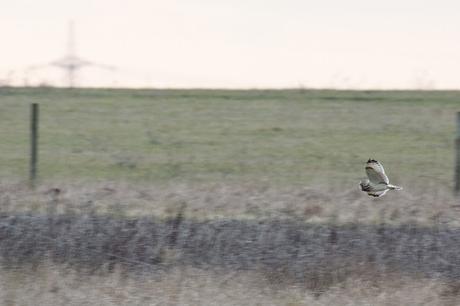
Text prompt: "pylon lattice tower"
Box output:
[[51, 21, 92, 88], [27, 21, 115, 88]]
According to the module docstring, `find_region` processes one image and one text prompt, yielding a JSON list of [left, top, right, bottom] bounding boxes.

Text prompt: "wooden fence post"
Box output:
[[455, 112, 460, 195], [30, 103, 39, 187]]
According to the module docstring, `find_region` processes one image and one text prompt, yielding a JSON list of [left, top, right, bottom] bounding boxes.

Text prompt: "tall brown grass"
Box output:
[[1, 181, 460, 305], [1, 263, 459, 306]]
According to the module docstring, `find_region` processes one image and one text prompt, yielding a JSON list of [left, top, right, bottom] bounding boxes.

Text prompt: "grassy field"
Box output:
[[2, 87, 460, 305], [1, 88, 459, 188]]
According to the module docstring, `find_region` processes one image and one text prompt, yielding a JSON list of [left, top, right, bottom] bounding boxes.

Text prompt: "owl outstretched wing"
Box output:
[[365, 159, 389, 184]]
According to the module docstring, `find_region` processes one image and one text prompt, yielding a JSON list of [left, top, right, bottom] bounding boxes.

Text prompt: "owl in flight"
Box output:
[[360, 159, 402, 197]]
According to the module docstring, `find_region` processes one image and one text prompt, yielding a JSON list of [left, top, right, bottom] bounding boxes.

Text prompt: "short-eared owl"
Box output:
[[360, 159, 402, 197]]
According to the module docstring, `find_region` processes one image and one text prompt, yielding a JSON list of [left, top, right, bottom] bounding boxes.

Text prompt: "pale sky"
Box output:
[[0, 0, 459, 89]]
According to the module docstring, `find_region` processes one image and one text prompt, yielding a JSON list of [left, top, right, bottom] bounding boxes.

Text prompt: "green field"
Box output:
[[1, 88, 459, 188]]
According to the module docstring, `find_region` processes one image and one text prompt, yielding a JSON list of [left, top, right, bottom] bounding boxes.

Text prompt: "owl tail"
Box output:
[[387, 184, 402, 190]]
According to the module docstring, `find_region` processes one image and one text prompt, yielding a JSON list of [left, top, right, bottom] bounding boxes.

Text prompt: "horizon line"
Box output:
[[1, 85, 459, 92]]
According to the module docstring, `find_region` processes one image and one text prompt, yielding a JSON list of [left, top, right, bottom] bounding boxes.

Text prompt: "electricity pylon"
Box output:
[[51, 21, 91, 88], [27, 21, 115, 88]]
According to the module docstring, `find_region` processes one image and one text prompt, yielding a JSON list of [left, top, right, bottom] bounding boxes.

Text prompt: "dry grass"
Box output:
[[1, 180, 459, 226], [2, 181, 460, 280], [0, 263, 458, 306], [1, 182, 460, 305]]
